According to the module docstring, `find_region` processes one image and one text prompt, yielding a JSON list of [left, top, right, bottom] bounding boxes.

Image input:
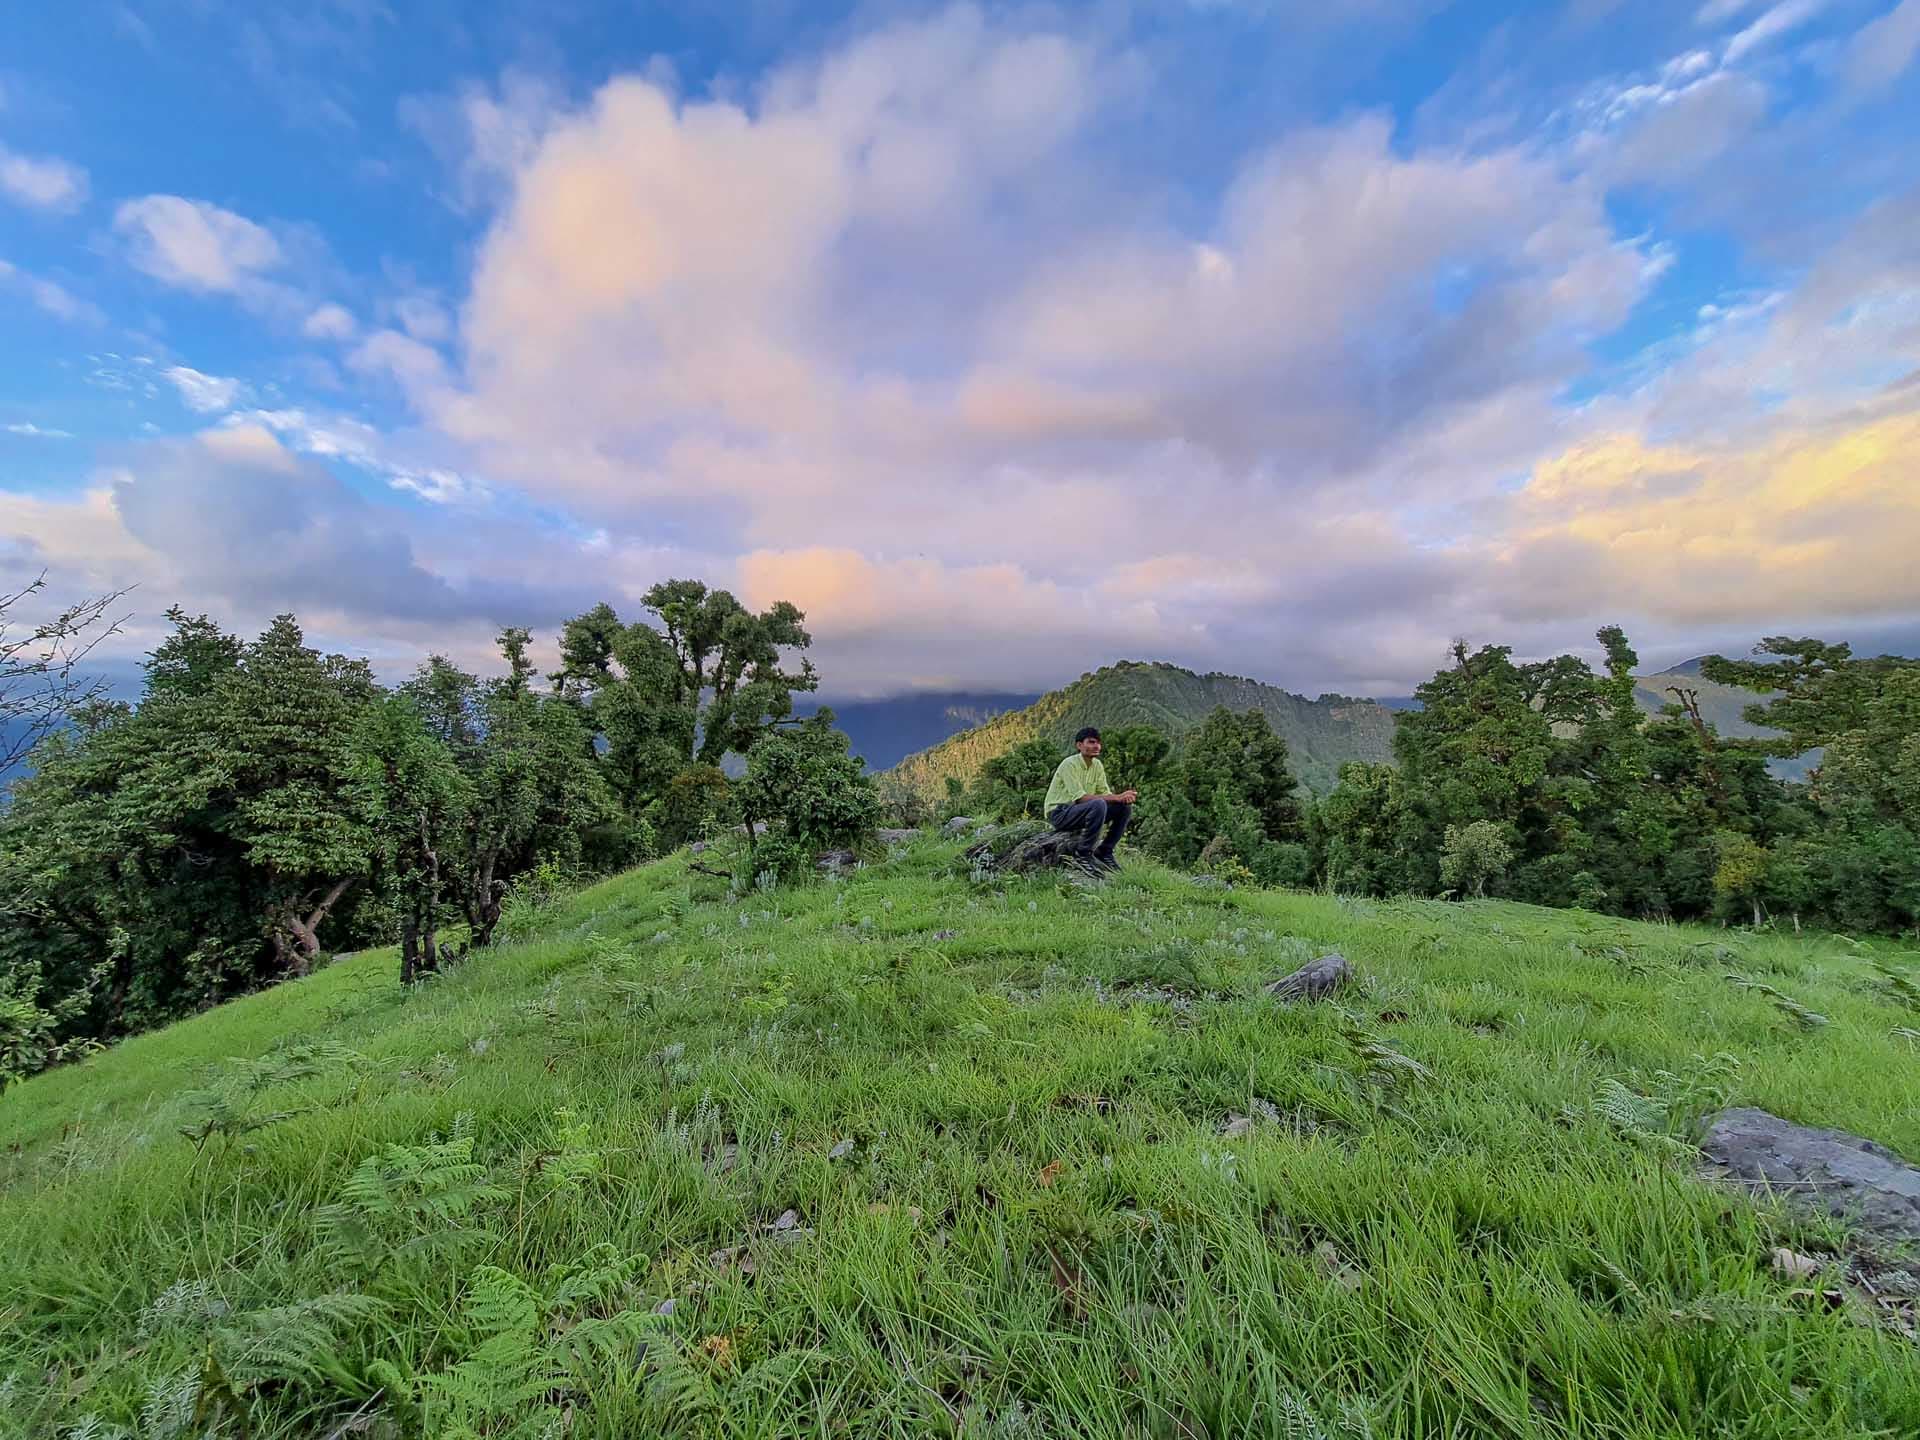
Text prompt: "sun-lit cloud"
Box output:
[[1493, 416, 1920, 625]]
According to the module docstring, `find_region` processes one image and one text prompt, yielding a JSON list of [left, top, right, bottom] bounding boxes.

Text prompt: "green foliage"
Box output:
[[315, 1112, 507, 1277], [735, 716, 879, 871], [385, 1249, 652, 1439], [1439, 820, 1514, 899]]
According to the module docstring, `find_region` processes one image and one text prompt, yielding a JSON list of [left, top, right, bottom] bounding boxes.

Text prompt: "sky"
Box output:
[[2, 0, 1918, 701]]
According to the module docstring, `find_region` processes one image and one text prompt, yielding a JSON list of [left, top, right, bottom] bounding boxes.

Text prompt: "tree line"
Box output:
[[942, 627, 1920, 934], [0, 579, 874, 1085]]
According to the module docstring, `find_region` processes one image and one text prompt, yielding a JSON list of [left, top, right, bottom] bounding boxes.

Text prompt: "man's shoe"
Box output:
[[1091, 854, 1120, 874]]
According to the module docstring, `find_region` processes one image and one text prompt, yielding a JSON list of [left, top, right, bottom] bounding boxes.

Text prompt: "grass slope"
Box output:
[[888, 661, 1397, 801], [3, 842, 1918, 1438]]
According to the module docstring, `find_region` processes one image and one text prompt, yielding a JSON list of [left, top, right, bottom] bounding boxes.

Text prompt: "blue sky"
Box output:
[[2, 0, 1917, 698]]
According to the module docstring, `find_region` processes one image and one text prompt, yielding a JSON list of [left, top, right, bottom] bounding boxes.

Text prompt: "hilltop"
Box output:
[[3, 837, 1916, 1436], [887, 661, 1397, 799]]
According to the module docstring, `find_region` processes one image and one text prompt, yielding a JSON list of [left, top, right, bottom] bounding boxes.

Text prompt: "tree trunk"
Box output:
[[1752, 896, 1762, 928], [400, 913, 420, 986], [278, 875, 357, 975]]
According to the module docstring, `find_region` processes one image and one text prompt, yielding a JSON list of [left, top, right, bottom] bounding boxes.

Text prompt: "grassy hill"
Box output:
[[3, 841, 1918, 1436], [888, 661, 1398, 800]]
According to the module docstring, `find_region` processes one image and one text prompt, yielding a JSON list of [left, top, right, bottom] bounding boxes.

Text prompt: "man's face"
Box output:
[[1077, 736, 1102, 759]]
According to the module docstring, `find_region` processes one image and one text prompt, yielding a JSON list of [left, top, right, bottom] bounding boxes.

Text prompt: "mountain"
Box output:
[[1633, 660, 1813, 780], [798, 691, 1041, 771], [886, 659, 1397, 798]]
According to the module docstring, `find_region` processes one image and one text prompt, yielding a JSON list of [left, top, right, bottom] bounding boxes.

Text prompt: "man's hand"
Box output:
[[1115, 789, 1139, 805]]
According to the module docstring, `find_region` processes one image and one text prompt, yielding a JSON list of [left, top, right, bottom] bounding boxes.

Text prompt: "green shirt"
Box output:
[[1044, 753, 1110, 813]]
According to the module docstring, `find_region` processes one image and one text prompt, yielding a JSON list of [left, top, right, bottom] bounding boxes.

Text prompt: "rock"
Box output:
[[963, 823, 1104, 879], [1219, 1113, 1255, 1140], [814, 849, 859, 875], [943, 816, 978, 835], [1700, 1108, 1920, 1246], [1264, 953, 1354, 1003], [876, 827, 921, 846]]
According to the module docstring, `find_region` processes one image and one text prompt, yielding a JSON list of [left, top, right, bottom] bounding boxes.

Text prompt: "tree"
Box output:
[[554, 582, 817, 813], [1, 572, 127, 776], [1150, 709, 1305, 874], [1711, 829, 1770, 928], [401, 637, 620, 950], [214, 617, 381, 973], [1440, 820, 1513, 899], [357, 695, 469, 984], [735, 716, 878, 875]]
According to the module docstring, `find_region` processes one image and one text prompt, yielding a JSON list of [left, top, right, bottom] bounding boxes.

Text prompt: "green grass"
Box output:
[[3, 837, 1918, 1438]]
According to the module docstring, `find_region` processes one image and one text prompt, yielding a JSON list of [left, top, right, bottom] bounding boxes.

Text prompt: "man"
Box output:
[[1044, 727, 1137, 872]]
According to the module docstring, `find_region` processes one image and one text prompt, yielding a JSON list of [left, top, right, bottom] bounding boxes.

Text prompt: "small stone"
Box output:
[[828, 1138, 855, 1161], [943, 816, 977, 835], [1219, 1114, 1254, 1140], [654, 1298, 678, 1317], [768, 1208, 800, 1231], [1771, 1247, 1821, 1279]]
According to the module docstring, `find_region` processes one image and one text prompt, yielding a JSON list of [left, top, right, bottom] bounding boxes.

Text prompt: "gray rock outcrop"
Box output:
[[1699, 1107, 1920, 1247]]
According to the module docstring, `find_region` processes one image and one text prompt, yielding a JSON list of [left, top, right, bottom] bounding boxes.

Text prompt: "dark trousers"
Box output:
[[1048, 796, 1131, 858]]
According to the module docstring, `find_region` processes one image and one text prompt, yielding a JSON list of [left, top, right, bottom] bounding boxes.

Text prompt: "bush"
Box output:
[[736, 720, 879, 876], [1440, 820, 1513, 899]]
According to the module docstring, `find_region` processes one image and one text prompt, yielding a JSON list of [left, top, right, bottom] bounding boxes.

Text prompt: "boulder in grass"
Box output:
[[964, 820, 1102, 879], [1264, 953, 1353, 1004], [877, 828, 922, 846], [943, 816, 978, 835], [1699, 1108, 1920, 1247]]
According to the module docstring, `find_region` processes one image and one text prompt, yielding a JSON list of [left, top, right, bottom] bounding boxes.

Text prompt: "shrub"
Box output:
[[1440, 820, 1513, 898]]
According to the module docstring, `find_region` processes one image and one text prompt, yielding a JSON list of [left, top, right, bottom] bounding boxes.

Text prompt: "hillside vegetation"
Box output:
[[4, 838, 1918, 1438], [888, 661, 1396, 800]]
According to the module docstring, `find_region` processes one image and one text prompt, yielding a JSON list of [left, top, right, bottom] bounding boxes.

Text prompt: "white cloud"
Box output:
[[302, 302, 357, 340], [0, 143, 88, 212], [162, 365, 244, 414], [1723, 0, 1832, 64], [113, 195, 282, 294], [1847, 0, 1920, 94], [0, 256, 103, 324], [3, 422, 73, 438]]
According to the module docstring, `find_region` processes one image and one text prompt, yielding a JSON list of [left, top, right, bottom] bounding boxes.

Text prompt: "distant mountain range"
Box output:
[[798, 691, 1040, 771], [1632, 656, 1812, 780], [885, 660, 1398, 799]]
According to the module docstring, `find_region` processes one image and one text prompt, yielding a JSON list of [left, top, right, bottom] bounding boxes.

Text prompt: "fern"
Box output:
[[1870, 959, 1920, 1012], [218, 1292, 386, 1385], [1591, 1052, 1742, 1150], [404, 1251, 655, 1438], [1725, 974, 1828, 1030], [315, 1113, 505, 1276]]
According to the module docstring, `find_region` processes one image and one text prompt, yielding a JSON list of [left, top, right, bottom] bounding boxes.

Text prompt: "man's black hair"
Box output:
[[1074, 726, 1101, 743]]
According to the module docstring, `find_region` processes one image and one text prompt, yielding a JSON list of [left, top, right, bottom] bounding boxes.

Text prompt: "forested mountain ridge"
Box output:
[[886, 660, 1397, 798]]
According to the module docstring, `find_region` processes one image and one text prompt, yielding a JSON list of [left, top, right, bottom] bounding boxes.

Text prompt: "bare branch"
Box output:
[[0, 571, 135, 772]]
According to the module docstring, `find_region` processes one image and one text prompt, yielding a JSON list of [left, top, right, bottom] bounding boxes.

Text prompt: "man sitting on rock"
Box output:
[[1044, 727, 1137, 873]]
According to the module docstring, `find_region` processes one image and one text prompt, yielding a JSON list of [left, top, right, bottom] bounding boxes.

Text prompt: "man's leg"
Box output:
[[1049, 796, 1107, 855], [1094, 800, 1131, 862]]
